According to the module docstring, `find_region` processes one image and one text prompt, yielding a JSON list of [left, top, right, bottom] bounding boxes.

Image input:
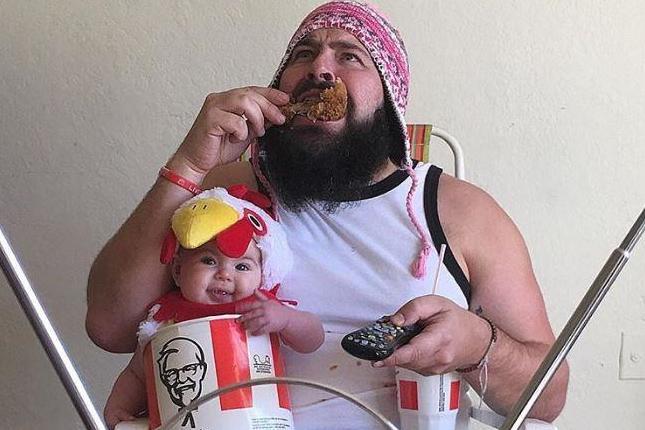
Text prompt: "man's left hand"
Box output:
[[373, 295, 491, 375]]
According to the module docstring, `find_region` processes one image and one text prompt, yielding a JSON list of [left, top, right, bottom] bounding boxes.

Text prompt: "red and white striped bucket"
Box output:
[[396, 368, 462, 430], [143, 315, 293, 430]]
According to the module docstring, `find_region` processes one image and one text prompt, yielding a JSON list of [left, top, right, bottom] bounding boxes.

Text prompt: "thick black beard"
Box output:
[[258, 102, 401, 213]]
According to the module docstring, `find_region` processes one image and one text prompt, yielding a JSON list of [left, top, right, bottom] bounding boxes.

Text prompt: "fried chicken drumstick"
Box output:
[[280, 78, 347, 122]]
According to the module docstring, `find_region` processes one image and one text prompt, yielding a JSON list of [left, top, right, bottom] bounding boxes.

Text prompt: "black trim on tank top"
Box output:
[[424, 166, 472, 303], [331, 160, 419, 202]]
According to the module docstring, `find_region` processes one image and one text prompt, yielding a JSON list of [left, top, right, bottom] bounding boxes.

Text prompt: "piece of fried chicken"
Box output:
[[280, 78, 347, 122]]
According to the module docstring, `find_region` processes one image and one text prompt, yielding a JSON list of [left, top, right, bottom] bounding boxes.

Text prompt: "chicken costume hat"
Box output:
[[160, 184, 293, 291], [137, 185, 293, 345]]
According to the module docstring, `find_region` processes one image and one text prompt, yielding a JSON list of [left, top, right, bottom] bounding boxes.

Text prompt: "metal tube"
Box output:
[[0, 225, 107, 430], [501, 208, 645, 430], [432, 127, 466, 180], [156, 377, 399, 430]]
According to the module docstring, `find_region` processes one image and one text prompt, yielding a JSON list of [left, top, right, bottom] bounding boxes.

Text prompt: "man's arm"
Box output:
[[86, 159, 254, 352], [86, 156, 202, 352], [103, 344, 147, 429], [86, 87, 289, 352], [377, 174, 568, 422], [450, 176, 569, 421]]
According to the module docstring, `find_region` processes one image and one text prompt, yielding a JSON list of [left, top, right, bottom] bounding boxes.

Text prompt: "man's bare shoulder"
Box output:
[[202, 161, 257, 190], [436, 173, 521, 277], [437, 173, 509, 227]]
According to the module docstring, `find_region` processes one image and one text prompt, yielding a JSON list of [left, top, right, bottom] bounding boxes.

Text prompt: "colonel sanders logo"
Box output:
[[157, 337, 207, 428]]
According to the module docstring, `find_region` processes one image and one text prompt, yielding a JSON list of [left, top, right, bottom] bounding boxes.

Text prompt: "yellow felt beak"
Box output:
[[171, 198, 239, 249]]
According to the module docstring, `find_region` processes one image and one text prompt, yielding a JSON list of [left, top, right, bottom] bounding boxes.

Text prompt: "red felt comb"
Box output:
[[160, 230, 178, 264], [227, 184, 272, 210]]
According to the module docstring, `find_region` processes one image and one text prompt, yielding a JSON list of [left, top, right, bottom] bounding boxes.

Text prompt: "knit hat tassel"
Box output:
[[404, 164, 432, 279]]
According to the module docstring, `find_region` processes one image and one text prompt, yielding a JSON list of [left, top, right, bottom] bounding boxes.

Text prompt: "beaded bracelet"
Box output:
[[456, 315, 497, 373]]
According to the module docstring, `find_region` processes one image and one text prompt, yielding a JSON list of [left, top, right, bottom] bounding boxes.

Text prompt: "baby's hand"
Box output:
[[236, 289, 293, 336]]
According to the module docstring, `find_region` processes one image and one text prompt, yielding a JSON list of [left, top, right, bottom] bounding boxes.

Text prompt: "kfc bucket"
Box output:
[[143, 315, 293, 430]]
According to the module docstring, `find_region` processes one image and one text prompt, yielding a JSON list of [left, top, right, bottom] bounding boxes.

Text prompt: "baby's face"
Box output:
[[174, 241, 262, 304]]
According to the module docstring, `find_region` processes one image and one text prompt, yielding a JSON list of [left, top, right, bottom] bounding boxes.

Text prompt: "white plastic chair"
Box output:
[[408, 124, 466, 180]]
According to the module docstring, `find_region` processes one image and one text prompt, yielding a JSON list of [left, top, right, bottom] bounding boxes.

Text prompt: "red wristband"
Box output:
[[158, 166, 203, 195]]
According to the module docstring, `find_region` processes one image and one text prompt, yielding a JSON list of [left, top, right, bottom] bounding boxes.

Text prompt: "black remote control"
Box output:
[[341, 316, 423, 361]]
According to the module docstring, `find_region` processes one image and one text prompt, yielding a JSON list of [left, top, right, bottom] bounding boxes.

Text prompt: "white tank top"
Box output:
[[277, 163, 472, 429]]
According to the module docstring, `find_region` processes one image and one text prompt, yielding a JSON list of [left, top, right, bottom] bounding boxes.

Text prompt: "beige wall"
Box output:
[[1, 1, 644, 428]]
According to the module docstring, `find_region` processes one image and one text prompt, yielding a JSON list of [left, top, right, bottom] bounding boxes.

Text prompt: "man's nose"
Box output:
[[306, 50, 336, 83]]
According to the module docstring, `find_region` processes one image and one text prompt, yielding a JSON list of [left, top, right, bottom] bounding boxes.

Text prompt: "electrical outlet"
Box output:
[[619, 332, 645, 380]]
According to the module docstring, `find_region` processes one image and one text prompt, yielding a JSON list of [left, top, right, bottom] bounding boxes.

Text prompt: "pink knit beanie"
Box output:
[[270, 0, 412, 166]]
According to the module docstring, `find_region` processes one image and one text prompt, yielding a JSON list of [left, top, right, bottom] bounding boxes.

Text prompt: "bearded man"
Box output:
[[86, 2, 568, 428]]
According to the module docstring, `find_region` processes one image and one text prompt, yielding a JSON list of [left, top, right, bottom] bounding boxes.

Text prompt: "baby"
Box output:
[[103, 185, 324, 429]]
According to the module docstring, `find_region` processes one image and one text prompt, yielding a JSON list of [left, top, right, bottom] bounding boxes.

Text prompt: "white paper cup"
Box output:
[[396, 367, 462, 430], [144, 315, 293, 430]]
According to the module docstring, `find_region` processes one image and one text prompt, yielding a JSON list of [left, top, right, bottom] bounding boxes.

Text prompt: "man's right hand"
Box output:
[[173, 86, 290, 175], [87, 86, 289, 352]]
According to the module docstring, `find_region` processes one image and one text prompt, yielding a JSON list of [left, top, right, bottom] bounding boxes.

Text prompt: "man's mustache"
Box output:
[[291, 79, 335, 101]]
